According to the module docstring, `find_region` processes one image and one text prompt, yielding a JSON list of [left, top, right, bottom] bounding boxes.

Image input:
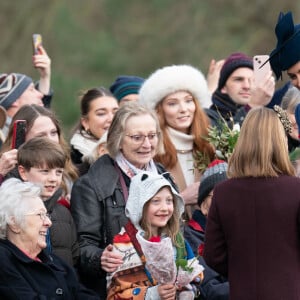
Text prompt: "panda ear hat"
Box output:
[[125, 171, 184, 230]]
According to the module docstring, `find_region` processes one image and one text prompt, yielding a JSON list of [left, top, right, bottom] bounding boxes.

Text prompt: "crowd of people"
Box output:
[[0, 10, 300, 300]]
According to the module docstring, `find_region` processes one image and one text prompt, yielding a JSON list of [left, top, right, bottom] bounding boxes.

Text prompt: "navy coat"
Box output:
[[0, 239, 100, 299]]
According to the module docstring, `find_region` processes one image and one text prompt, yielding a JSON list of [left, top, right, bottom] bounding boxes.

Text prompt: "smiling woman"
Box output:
[[70, 87, 119, 165], [139, 65, 215, 215], [70, 102, 177, 298], [0, 178, 99, 299]]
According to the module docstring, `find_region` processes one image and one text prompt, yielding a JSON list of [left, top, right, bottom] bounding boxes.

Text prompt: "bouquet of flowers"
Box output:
[[136, 233, 176, 284], [136, 233, 204, 289]]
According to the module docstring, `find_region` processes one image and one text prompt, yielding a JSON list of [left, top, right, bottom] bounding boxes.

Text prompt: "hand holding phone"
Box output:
[[11, 120, 27, 149], [253, 55, 271, 84], [32, 34, 43, 55]]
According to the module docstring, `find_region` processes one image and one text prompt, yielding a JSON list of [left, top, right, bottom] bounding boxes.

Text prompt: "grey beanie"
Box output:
[[198, 159, 228, 206], [0, 73, 33, 109], [125, 171, 184, 229]]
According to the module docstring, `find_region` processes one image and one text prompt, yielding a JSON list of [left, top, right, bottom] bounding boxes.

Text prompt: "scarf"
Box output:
[[211, 89, 242, 121], [115, 152, 158, 178], [70, 130, 98, 157]]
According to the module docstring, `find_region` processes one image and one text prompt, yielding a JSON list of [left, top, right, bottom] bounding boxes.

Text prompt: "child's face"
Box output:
[[18, 165, 63, 201], [146, 186, 174, 236]]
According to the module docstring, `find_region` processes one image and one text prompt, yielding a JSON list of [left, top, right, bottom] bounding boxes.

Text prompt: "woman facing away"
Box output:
[[204, 107, 300, 300], [139, 65, 215, 216]]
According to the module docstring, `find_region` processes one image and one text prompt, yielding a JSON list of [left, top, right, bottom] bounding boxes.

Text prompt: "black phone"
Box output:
[[11, 120, 27, 149], [32, 34, 42, 55]]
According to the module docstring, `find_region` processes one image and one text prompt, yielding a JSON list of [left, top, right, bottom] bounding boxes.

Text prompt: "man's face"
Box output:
[[15, 83, 44, 107], [221, 67, 254, 105], [287, 61, 300, 90]]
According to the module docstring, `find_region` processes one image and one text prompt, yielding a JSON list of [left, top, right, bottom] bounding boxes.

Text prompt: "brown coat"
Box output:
[[204, 175, 300, 300]]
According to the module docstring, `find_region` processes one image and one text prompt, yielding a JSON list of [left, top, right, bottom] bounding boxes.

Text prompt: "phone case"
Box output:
[[11, 120, 27, 149], [32, 34, 42, 55], [253, 55, 271, 83]]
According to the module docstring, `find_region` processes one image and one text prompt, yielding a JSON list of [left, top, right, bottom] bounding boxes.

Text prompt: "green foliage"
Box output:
[[0, 1, 299, 138], [194, 119, 240, 172]]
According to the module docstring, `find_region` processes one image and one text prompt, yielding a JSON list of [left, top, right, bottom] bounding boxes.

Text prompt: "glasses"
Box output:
[[25, 212, 51, 221], [125, 133, 159, 144]]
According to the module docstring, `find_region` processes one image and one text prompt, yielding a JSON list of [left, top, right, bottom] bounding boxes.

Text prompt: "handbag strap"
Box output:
[[114, 162, 129, 202]]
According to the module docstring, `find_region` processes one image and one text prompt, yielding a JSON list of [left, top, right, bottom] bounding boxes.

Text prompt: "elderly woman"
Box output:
[[70, 102, 176, 298], [0, 178, 99, 299]]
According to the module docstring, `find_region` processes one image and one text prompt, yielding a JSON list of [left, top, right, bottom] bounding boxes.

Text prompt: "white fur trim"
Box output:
[[139, 64, 211, 109]]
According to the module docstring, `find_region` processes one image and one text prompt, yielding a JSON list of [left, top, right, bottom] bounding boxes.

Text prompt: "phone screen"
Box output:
[[32, 34, 42, 55]]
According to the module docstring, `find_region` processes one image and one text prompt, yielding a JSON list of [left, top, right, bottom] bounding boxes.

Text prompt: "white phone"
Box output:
[[253, 55, 271, 83]]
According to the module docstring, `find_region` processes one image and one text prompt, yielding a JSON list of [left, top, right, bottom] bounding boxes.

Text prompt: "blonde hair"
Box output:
[[139, 186, 180, 244], [228, 107, 295, 178]]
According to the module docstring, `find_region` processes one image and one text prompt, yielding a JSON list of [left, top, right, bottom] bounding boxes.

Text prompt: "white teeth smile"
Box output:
[[39, 232, 47, 236]]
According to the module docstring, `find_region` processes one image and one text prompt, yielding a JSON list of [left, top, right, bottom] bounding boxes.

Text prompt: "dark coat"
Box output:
[[0, 239, 99, 300], [44, 188, 79, 266], [70, 154, 175, 298], [204, 176, 300, 300], [184, 210, 229, 300]]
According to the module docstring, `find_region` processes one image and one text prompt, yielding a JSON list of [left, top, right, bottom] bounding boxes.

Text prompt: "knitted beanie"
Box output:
[[198, 159, 228, 206], [109, 75, 144, 102], [139, 64, 211, 109], [218, 52, 253, 89], [0, 73, 33, 109], [125, 171, 184, 229], [269, 11, 300, 80]]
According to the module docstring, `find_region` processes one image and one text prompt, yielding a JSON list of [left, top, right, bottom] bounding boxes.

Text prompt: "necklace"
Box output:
[[176, 149, 193, 154]]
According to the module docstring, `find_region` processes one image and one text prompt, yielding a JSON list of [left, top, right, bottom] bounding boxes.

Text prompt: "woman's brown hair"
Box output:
[[228, 107, 295, 178]]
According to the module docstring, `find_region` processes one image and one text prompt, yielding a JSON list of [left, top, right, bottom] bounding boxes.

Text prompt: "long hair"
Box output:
[[2, 105, 78, 192], [139, 186, 180, 244], [228, 107, 295, 178], [154, 97, 215, 169]]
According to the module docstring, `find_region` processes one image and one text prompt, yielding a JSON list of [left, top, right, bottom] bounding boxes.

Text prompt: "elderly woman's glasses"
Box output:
[[125, 133, 159, 144], [25, 212, 51, 221]]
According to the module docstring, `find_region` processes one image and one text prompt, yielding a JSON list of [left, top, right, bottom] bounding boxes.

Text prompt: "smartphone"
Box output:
[[32, 34, 42, 55], [11, 120, 27, 149], [253, 55, 271, 83]]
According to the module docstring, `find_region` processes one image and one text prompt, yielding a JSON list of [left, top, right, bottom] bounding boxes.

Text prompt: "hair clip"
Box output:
[[273, 105, 292, 134]]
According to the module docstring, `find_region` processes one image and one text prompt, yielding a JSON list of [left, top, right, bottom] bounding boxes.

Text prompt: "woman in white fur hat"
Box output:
[[139, 65, 215, 215]]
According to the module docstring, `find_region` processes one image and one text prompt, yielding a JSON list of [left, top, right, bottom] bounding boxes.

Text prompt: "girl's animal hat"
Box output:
[[125, 171, 184, 229]]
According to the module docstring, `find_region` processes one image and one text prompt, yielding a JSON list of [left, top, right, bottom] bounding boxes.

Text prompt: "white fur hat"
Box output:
[[125, 171, 184, 230], [139, 64, 211, 109]]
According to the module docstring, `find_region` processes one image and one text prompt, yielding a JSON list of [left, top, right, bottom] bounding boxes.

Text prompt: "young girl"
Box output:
[[106, 171, 203, 300]]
